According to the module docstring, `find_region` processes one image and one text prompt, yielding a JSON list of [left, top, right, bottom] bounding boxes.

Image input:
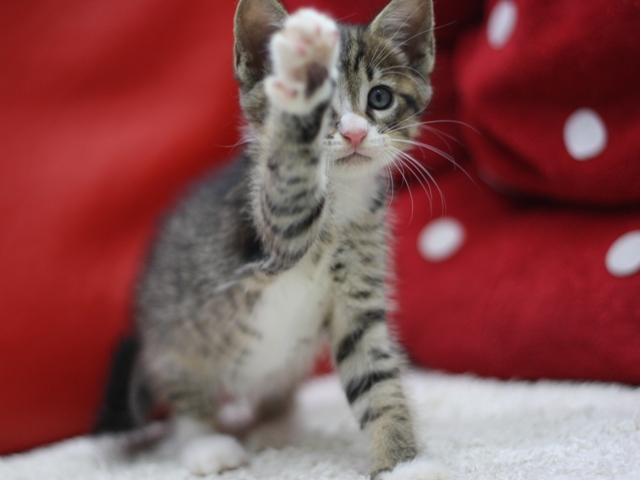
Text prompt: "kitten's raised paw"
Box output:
[[374, 457, 451, 480], [266, 8, 340, 115], [180, 434, 249, 475]]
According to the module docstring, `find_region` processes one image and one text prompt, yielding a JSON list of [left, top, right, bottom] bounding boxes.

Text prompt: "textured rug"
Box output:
[[2, 370, 639, 480]]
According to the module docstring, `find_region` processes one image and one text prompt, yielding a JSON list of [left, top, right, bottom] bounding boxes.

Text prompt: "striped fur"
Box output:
[[131, 0, 436, 477]]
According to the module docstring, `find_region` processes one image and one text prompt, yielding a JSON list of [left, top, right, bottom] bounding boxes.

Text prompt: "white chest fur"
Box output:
[[331, 170, 380, 225], [232, 173, 379, 399], [235, 257, 331, 397]]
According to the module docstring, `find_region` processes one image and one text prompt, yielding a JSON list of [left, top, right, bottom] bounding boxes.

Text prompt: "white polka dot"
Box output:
[[605, 230, 640, 277], [418, 217, 465, 262], [487, 1, 518, 49], [563, 108, 608, 161]]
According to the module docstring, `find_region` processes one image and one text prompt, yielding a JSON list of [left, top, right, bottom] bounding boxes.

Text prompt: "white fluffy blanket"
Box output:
[[2, 370, 639, 479]]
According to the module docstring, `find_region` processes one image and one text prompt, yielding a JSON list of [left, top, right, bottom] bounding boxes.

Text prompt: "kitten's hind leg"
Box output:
[[245, 388, 297, 452], [155, 416, 249, 475]]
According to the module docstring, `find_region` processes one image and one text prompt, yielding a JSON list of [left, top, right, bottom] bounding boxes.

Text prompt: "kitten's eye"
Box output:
[[367, 86, 393, 110]]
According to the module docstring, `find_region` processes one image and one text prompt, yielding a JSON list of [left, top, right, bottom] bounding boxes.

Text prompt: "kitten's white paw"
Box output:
[[375, 457, 450, 480], [180, 434, 249, 475], [266, 8, 340, 115]]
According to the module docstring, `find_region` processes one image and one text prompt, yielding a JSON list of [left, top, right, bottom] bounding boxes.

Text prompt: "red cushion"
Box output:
[[455, 0, 640, 205], [0, 0, 240, 454], [393, 169, 640, 383], [392, 0, 640, 381]]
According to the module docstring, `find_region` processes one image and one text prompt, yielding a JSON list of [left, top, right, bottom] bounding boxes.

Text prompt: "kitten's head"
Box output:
[[234, 0, 435, 177]]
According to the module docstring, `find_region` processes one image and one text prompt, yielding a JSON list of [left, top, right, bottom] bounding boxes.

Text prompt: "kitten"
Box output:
[[97, 0, 445, 478]]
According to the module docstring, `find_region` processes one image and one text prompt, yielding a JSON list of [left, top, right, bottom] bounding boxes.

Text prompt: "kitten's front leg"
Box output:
[[329, 237, 448, 479], [253, 9, 339, 274]]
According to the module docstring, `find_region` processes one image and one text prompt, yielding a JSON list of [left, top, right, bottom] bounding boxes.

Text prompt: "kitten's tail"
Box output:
[[93, 335, 153, 434]]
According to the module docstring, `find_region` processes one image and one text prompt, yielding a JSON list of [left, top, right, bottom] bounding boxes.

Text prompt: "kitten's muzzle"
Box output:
[[336, 152, 372, 165]]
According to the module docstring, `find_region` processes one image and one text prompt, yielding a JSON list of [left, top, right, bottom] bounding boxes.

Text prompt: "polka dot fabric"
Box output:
[[454, 0, 640, 206], [392, 0, 640, 383], [393, 171, 640, 383]]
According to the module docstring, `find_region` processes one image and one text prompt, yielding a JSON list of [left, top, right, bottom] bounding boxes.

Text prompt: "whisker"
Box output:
[[420, 119, 480, 135], [418, 125, 455, 152], [381, 154, 397, 217], [334, 13, 356, 23], [394, 138, 458, 165], [393, 138, 477, 191], [216, 133, 251, 151], [378, 102, 432, 135], [389, 145, 437, 207], [403, 154, 445, 216], [386, 147, 415, 221], [382, 120, 430, 135], [385, 120, 473, 156], [384, 143, 445, 218], [420, 125, 465, 149]]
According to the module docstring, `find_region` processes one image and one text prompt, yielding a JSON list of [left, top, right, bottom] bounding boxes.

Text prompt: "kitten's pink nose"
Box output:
[[338, 113, 369, 148]]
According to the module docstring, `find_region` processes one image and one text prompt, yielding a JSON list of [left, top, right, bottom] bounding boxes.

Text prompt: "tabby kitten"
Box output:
[[107, 0, 444, 478]]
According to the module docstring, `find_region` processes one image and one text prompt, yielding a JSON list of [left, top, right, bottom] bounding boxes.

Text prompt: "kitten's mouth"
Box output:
[[336, 153, 371, 165]]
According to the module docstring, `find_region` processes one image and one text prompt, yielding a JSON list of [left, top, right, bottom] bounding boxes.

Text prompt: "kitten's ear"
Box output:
[[369, 0, 435, 77], [234, 0, 288, 90]]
